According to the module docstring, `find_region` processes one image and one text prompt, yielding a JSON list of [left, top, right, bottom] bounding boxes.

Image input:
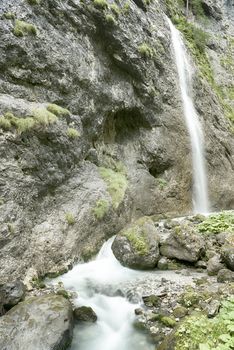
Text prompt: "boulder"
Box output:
[[217, 268, 234, 283], [207, 255, 224, 276], [73, 306, 97, 322], [0, 294, 73, 350], [0, 280, 26, 314], [112, 217, 160, 269], [221, 246, 234, 271], [160, 225, 204, 263]]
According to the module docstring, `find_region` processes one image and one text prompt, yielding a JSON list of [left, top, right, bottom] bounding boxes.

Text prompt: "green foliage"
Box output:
[[65, 212, 75, 225], [99, 165, 128, 209], [56, 289, 69, 299], [138, 43, 155, 58], [105, 14, 116, 24], [157, 178, 168, 190], [198, 212, 234, 234], [13, 20, 37, 37], [14, 117, 35, 133], [7, 223, 15, 234], [175, 298, 234, 350], [93, 0, 108, 9], [123, 2, 130, 14], [0, 116, 12, 130], [32, 277, 46, 289], [47, 104, 70, 117], [33, 107, 58, 126], [67, 128, 80, 139], [123, 226, 149, 256], [190, 0, 205, 19], [110, 4, 120, 16], [4, 12, 15, 20], [93, 199, 109, 219]]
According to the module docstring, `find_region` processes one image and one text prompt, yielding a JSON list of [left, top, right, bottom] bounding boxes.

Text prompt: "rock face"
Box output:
[[112, 218, 160, 269], [0, 0, 233, 284], [0, 294, 73, 350]]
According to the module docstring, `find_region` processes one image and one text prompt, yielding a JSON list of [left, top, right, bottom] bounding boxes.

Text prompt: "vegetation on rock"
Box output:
[[13, 20, 37, 37], [198, 212, 234, 234], [93, 199, 109, 219]]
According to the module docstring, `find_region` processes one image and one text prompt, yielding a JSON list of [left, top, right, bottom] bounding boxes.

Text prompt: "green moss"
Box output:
[[32, 277, 46, 289], [67, 128, 80, 139], [32, 107, 58, 126], [65, 212, 75, 225], [122, 2, 130, 14], [175, 298, 234, 350], [7, 223, 15, 234], [14, 117, 36, 133], [180, 289, 200, 307], [56, 289, 69, 299], [161, 316, 177, 328], [47, 104, 70, 117], [105, 14, 117, 24], [123, 223, 149, 256], [93, 0, 108, 9], [110, 4, 120, 16], [13, 20, 37, 37], [138, 43, 155, 58], [93, 199, 109, 220], [198, 212, 234, 234], [99, 166, 128, 209], [4, 12, 15, 20], [0, 116, 12, 130]]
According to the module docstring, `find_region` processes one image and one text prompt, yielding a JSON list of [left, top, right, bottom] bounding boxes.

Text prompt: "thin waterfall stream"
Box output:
[[167, 18, 209, 214]]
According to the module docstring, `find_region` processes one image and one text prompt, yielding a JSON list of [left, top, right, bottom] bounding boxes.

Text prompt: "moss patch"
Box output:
[[93, 199, 109, 220], [65, 212, 75, 225], [13, 20, 37, 37], [99, 165, 127, 209], [67, 128, 80, 139], [47, 104, 70, 117]]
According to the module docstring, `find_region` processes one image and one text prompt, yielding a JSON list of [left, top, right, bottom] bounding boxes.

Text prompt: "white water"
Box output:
[[56, 237, 155, 350], [167, 18, 209, 214]]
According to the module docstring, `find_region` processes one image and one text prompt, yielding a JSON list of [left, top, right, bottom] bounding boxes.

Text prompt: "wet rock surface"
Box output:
[[0, 294, 74, 350], [0, 279, 26, 314], [73, 306, 97, 323]]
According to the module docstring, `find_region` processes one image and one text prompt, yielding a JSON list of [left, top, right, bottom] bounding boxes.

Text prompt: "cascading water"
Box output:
[[54, 237, 155, 350], [167, 18, 209, 214]]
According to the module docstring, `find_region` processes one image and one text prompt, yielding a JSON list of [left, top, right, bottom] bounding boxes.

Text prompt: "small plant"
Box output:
[[4, 12, 15, 20], [67, 128, 80, 139], [32, 107, 58, 126], [13, 20, 37, 37], [138, 43, 155, 58], [47, 104, 70, 117], [93, 199, 109, 219], [122, 2, 130, 14], [93, 0, 108, 9], [14, 117, 35, 133], [110, 4, 120, 16], [65, 212, 75, 225], [7, 223, 15, 234], [0, 116, 11, 130], [157, 178, 168, 190], [105, 14, 116, 24]]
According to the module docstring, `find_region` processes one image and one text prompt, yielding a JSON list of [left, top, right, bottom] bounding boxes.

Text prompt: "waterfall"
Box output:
[[167, 18, 209, 214]]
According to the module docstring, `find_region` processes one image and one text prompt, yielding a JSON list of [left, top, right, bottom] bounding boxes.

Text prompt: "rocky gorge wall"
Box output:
[[0, 0, 233, 283]]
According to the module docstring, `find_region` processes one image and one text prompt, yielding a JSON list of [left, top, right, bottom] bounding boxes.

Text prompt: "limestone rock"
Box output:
[[217, 268, 234, 283], [0, 280, 26, 313], [207, 255, 224, 276], [0, 294, 73, 350], [112, 217, 160, 269]]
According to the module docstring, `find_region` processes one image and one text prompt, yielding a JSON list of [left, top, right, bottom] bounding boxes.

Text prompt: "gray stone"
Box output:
[[73, 306, 97, 323], [0, 280, 26, 313], [0, 294, 73, 350], [221, 246, 234, 271], [112, 218, 160, 269], [207, 255, 224, 276], [217, 268, 234, 283]]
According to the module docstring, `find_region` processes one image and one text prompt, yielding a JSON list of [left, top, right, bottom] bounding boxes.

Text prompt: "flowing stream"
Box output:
[[57, 237, 155, 350], [167, 18, 209, 214]]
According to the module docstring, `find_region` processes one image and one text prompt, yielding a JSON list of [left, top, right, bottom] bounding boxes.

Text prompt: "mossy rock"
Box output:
[[111, 217, 160, 269]]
